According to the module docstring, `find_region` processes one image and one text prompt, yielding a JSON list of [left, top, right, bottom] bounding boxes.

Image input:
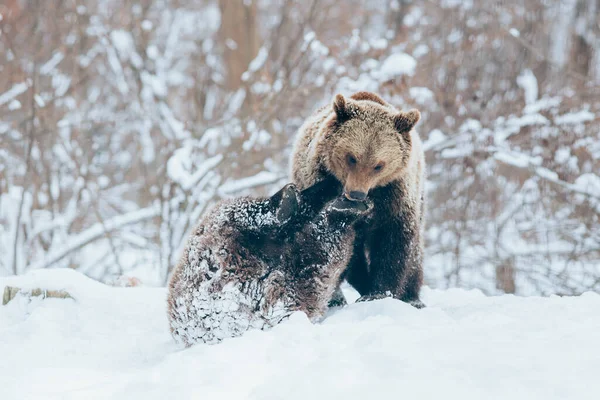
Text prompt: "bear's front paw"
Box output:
[[276, 184, 300, 223], [407, 299, 426, 309], [355, 291, 393, 303], [327, 288, 348, 309], [356, 292, 426, 309], [327, 197, 373, 218]]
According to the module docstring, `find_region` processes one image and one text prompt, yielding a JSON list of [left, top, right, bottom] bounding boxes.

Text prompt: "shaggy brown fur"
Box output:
[[167, 178, 370, 346], [349, 91, 388, 105], [290, 91, 426, 307]]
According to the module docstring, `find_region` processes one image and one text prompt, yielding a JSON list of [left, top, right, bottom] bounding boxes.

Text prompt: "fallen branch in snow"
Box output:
[[2, 286, 73, 305]]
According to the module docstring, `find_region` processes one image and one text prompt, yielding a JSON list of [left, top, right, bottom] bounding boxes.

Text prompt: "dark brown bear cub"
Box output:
[[291, 91, 426, 308], [167, 178, 370, 346]]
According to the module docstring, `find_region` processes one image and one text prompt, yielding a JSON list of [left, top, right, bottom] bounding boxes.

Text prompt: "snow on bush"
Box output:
[[376, 52, 417, 81]]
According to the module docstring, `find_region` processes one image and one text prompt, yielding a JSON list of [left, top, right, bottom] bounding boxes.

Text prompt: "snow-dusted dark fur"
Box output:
[[290, 91, 426, 308], [167, 178, 369, 346]]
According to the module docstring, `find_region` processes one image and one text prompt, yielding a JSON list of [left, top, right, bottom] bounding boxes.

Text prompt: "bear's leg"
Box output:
[[401, 265, 425, 309], [328, 233, 370, 308], [327, 286, 347, 308], [343, 235, 371, 297], [356, 220, 425, 308], [291, 198, 371, 318]]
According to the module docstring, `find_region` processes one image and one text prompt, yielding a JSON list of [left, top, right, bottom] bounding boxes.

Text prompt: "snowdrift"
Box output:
[[1, 269, 599, 400]]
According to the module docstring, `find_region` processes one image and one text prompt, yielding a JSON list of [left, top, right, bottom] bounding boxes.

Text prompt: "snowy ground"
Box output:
[[1, 269, 599, 400]]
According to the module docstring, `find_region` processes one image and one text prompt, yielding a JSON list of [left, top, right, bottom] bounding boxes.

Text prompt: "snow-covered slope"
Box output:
[[1, 269, 599, 400]]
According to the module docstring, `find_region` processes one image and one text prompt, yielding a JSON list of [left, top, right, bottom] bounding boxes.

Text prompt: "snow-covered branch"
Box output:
[[28, 206, 160, 271]]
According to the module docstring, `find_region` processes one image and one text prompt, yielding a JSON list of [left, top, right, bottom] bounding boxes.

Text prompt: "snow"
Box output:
[[40, 52, 65, 75], [34, 94, 46, 107], [422, 129, 448, 151], [554, 110, 595, 125], [412, 44, 429, 58], [242, 46, 269, 81], [535, 166, 559, 181], [141, 20, 153, 31], [142, 71, 168, 98], [369, 38, 388, 50], [506, 113, 549, 128], [377, 52, 416, 80], [550, 0, 577, 67], [110, 30, 136, 58], [338, 73, 379, 93], [494, 150, 541, 168], [554, 147, 571, 164], [167, 150, 223, 191], [218, 171, 281, 196], [523, 96, 562, 114], [0, 81, 29, 106], [225, 88, 247, 118], [2, 269, 600, 399], [441, 0, 469, 8], [574, 173, 600, 196], [516, 69, 538, 105], [28, 206, 160, 271], [409, 86, 434, 105], [159, 103, 190, 139], [8, 99, 21, 110], [441, 146, 473, 159]]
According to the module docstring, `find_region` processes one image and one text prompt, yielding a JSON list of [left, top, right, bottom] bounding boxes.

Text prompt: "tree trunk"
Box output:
[[218, 0, 260, 93]]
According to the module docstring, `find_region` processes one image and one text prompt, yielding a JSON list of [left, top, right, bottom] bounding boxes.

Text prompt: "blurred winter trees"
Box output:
[[1, 0, 598, 295]]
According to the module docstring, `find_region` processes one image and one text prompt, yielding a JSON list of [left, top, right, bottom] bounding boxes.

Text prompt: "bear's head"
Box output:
[[321, 93, 421, 201]]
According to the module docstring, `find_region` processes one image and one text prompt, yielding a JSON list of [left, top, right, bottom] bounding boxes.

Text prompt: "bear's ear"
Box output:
[[332, 94, 351, 123], [394, 109, 421, 133]]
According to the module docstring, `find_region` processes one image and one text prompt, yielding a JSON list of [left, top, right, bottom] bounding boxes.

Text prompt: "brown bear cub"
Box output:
[[291, 91, 426, 308], [167, 178, 371, 346]]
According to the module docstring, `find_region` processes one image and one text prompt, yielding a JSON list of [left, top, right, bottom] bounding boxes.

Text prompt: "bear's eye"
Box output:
[[374, 164, 384, 172], [347, 154, 357, 166]]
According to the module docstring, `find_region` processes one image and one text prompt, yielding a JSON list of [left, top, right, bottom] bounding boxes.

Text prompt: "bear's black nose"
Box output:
[[347, 191, 367, 201]]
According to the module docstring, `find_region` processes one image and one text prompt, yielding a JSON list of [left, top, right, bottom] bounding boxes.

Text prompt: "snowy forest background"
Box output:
[[1, 0, 599, 296]]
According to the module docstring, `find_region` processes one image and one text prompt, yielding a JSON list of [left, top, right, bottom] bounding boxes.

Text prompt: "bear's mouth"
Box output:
[[344, 191, 368, 202]]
